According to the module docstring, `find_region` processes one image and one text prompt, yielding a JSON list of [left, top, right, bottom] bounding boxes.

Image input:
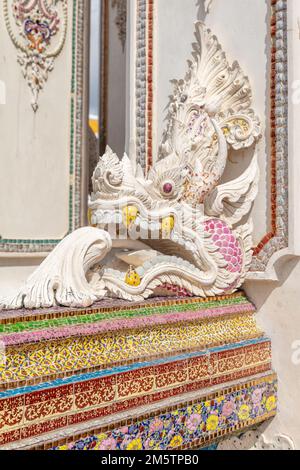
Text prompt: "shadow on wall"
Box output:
[[244, 257, 300, 310], [196, 0, 208, 20], [0, 257, 45, 269]]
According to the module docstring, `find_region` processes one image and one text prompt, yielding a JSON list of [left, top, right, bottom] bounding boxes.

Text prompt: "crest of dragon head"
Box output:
[[1, 23, 261, 310]]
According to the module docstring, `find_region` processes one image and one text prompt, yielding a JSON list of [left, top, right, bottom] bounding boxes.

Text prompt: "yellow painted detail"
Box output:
[[161, 216, 175, 237], [125, 266, 141, 287], [87, 208, 94, 226], [122, 206, 139, 228]]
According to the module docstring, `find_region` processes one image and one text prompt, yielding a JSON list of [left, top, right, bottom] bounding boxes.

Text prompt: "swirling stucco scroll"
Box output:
[[3, 0, 68, 111]]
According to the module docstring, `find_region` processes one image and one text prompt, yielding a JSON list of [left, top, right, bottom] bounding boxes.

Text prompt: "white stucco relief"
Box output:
[[1, 22, 261, 309]]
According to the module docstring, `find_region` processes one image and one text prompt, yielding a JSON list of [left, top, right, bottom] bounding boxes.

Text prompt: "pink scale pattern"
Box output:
[[205, 219, 243, 274]]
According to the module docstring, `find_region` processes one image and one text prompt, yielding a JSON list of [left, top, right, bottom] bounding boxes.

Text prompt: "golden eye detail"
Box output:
[[161, 216, 175, 238], [122, 206, 139, 228]]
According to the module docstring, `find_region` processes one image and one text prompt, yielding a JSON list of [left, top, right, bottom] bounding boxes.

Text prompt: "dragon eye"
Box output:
[[162, 182, 173, 194]]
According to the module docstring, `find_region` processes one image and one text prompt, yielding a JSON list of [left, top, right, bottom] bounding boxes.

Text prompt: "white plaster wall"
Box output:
[[245, 259, 300, 449], [0, 0, 73, 241]]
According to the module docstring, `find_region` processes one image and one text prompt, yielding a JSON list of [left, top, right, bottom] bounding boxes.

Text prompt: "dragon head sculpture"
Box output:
[[88, 22, 261, 301], [1, 22, 261, 310]]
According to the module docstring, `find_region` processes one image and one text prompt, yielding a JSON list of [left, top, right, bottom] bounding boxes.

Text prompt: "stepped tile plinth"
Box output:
[[0, 292, 277, 450]]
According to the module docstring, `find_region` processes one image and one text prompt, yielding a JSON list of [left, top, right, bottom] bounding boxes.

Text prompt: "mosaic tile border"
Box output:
[[0, 339, 272, 445], [0, 364, 272, 446], [0, 337, 271, 399], [0, 291, 246, 325], [0, 312, 262, 388], [0, 302, 255, 347], [136, 0, 147, 170], [251, 0, 288, 270], [8, 373, 275, 451], [0, 0, 86, 253]]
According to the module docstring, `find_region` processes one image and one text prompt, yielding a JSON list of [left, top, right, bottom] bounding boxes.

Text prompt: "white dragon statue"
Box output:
[[1, 22, 261, 310]]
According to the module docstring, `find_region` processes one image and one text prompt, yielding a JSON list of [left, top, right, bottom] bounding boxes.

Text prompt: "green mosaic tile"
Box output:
[[0, 296, 251, 335]]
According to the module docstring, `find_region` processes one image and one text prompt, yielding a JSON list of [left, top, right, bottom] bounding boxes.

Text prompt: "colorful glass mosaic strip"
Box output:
[[0, 303, 255, 347], [0, 313, 262, 388], [0, 337, 270, 399], [41, 374, 276, 451], [0, 296, 252, 335], [0, 292, 247, 325], [0, 339, 272, 445]]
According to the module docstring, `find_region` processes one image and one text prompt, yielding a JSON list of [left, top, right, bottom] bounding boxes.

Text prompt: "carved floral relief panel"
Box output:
[[3, 0, 68, 111]]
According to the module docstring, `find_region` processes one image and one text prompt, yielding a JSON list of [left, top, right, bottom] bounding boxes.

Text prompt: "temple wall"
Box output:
[[152, 1, 300, 448], [245, 260, 300, 448], [0, 0, 299, 449], [0, 0, 89, 294]]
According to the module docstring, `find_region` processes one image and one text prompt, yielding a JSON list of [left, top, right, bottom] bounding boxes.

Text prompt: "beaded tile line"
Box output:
[[0, 303, 255, 346], [134, 0, 289, 271], [0, 363, 272, 446], [0, 291, 247, 325]]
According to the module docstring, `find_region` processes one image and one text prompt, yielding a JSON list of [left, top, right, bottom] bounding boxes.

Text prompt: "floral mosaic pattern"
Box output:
[[0, 292, 276, 449], [0, 339, 272, 445], [51, 376, 277, 451]]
